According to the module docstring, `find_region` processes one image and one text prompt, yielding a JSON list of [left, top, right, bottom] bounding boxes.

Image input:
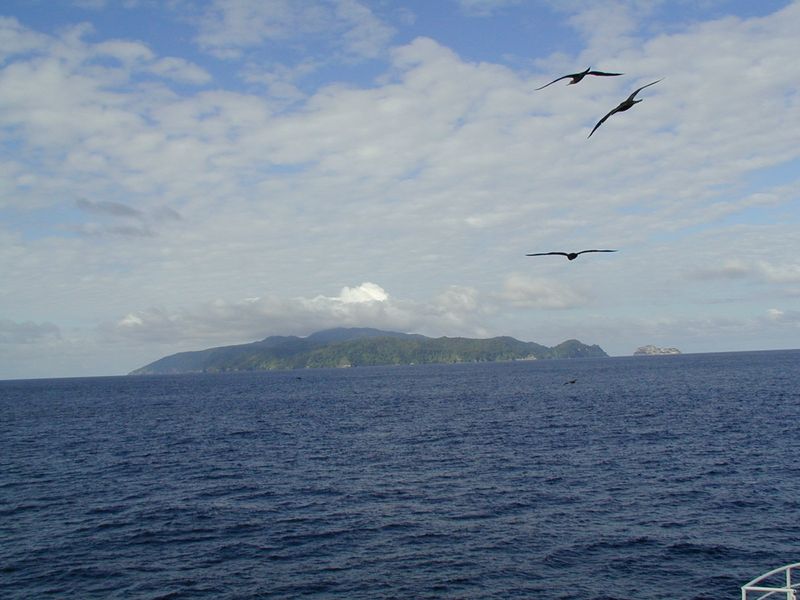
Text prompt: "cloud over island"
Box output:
[[105, 282, 489, 346]]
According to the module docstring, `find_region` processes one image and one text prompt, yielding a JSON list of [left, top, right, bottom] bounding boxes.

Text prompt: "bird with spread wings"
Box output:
[[526, 250, 618, 261], [588, 79, 663, 138], [535, 67, 623, 90]]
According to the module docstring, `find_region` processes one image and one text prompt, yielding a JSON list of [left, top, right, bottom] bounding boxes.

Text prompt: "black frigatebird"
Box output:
[[526, 250, 617, 261], [535, 67, 623, 91], [588, 79, 662, 138]]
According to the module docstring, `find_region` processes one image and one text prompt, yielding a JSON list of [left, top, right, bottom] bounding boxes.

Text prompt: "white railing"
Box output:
[[742, 563, 800, 600]]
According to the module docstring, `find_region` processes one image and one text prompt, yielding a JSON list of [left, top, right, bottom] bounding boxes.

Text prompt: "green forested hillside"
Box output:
[[130, 328, 608, 374]]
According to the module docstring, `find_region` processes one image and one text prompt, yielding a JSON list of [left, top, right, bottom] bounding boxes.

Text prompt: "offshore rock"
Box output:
[[634, 344, 682, 356]]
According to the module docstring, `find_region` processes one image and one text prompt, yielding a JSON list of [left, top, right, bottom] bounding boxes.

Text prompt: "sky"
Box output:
[[1, 0, 799, 379]]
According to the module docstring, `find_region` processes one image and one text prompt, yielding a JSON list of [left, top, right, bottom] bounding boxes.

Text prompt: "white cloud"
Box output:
[[766, 308, 800, 325], [89, 39, 210, 84], [0, 319, 61, 344], [335, 0, 396, 59], [567, 1, 640, 52], [102, 283, 487, 348], [76, 198, 143, 218], [335, 282, 389, 303], [758, 262, 800, 285], [0, 16, 49, 61], [94, 39, 155, 63], [73, 0, 107, 9], [499, 275, 590, 310], [239, 59, 314, 104], [436, 286, 479, 313], [146, 56, 212, 84], [195, 0, 394, 60], [71, 198, 181, 238], [689, 259, 800, 285], [453, 0, 522, 17]]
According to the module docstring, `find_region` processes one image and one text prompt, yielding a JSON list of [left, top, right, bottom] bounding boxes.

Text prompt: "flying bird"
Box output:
[[526, 250, 617, 261], [535, 67, 623, 90], [588, 79, 662, 138]]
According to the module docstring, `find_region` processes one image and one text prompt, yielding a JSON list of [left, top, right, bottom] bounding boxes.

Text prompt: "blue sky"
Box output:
[[1, 0, 798, 378]]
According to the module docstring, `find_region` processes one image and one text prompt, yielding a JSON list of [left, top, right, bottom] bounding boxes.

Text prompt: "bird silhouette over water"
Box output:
[[535, 67, 623, 90], [526, 250, 617, 261], [588, 79, 662, 138]]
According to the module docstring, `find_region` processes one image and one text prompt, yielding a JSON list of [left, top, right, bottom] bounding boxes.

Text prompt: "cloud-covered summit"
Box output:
[[105, 283, 487, 347]]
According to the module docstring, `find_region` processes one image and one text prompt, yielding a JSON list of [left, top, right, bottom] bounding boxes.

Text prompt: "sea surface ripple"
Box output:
[[1, 351, 799, 599]]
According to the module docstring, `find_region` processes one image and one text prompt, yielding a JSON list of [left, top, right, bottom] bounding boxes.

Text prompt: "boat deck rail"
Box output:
[[742, 563, 800, 600]]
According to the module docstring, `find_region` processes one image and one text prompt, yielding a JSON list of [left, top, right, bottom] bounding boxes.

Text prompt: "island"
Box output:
[[634, 345, 682, 356], [130, 327, 609, 375]]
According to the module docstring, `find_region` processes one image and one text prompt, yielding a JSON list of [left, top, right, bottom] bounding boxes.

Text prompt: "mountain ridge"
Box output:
[[129, 327, 608, 375]]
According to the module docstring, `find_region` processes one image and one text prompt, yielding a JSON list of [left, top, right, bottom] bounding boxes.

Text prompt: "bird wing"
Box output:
[[626, 78, 663, 101], [534, 74, 574, 90], [526, 252, 569, 257], [587, 71, 623, 77], [575, 249, 617, 255], [588, 105, 622, 137]]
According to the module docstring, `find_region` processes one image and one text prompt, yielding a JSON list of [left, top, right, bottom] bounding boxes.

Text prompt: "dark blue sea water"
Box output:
[[2, 351, 799, 599]]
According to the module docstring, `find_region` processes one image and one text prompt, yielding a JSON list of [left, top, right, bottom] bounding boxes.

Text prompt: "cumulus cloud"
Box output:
[[0, 17, 208, 95], [94, 39, 155, 63], [765, 308, 800, 325], [76, 198, 143, 218], [0, 18, 213, 199], [0, 319, 61, 344], [146, 57, 212, 84], [239, 60, 313, 104], [0, 16, 49, 61], [335, 0, 396, 59], [73, 223, 155, 238], [335, 282, 389, 303], [499, 275, 590, 310], [89, 39, 211, 83], [453, 0, 522, 17], [72, 198, 180, 238], [689, 259, 800, 284], [758, 262, 800, 285], [73, 0, 107, 9], [565, 1, 640, 52], [103, 283, 487, 347], [195, 0, 394, 60]]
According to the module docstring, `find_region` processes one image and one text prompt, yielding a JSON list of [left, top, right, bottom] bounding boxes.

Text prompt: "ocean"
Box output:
[[1, 350, 799, 599]]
